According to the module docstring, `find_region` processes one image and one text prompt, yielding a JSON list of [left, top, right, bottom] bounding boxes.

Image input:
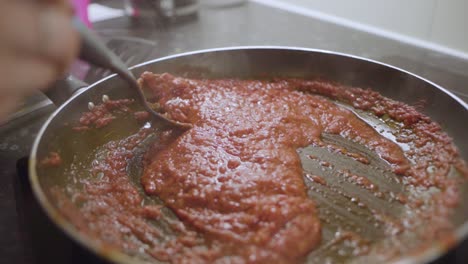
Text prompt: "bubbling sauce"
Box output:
[[53, 73, 467, 264]]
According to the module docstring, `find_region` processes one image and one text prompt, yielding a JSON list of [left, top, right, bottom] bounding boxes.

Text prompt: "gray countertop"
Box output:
[[1, 1, 467, 263], [93, 1, 468, 101]]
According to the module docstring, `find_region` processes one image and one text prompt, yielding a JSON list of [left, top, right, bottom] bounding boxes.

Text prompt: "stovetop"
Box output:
[[1, 1, 467, 263]]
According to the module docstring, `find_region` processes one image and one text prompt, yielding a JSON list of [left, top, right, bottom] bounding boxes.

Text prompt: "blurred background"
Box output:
[[272, 0, 468, 54], [69, 0, 468, 99]]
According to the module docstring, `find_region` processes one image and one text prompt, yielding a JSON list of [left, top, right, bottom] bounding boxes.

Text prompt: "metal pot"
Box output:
[[30, 47, 468, 263]]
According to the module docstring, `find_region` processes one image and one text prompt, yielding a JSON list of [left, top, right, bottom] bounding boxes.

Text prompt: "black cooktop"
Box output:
[[1, 1, 468, 263], [14, 157, 108, 264]]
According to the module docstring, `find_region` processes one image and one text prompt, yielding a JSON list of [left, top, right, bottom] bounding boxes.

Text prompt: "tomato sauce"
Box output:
[[54, 72, 468, 263], [75, 98, 134, 129], [139, 72, 408, 262], [40, 151, 62, 167]]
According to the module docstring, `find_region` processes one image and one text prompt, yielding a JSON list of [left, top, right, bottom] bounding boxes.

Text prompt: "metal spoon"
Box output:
[[73, 19, 192, 130]]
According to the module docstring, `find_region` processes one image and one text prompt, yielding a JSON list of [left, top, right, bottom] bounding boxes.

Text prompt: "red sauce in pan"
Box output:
[[53, 73, 468, 263], [40, 151, 62, 167], [134, 111, 150, 122], [139, 72, 408, 262], [75, 98, 134, 130]]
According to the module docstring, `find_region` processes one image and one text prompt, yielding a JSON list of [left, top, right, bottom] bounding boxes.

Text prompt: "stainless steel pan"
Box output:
[[29, 47, 468, 263]]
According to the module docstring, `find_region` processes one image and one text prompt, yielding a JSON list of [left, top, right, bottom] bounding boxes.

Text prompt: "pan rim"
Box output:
[[29, 45, 468, 264]]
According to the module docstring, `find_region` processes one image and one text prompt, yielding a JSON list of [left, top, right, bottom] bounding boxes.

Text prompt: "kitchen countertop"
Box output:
[[1, 1, 467, 263], [93, 0, 468, 102]]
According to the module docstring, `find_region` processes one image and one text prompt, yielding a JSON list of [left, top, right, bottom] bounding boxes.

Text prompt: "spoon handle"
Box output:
[[72, 19, 192, 129], [72, 18, 136, 83]]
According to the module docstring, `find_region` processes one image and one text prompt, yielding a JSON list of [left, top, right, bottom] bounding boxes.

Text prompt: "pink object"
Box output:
[[123, 0, 140, 17], [70, 0, 92, 79], [72, 0, 92, 28]]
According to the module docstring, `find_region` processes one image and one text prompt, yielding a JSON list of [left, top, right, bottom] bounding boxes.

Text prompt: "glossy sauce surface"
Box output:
[[139, 73, 410, 262], [52, 73, 467, 264]]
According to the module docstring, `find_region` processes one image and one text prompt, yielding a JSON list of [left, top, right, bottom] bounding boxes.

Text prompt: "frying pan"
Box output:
[[29, 47, 468, 264]]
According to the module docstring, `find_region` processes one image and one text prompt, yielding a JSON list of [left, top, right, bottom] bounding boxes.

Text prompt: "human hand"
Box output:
[[0, 0, 79, 120]]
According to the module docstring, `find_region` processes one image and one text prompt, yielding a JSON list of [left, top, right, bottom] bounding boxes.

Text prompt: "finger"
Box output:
[[39, 0, 74, 13], [0, 1, 79, 74], [0, 54, 57, 121], [0, 53, 58, 95], [38, 5, 80, 72]]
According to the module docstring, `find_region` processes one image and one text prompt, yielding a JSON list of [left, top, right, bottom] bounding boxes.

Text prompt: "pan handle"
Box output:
[[45, 75, 88, 106]]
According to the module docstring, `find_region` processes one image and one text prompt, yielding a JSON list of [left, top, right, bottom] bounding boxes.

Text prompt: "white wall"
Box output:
[[430, 0, 468, 53], [274, 0, 468, 54]]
